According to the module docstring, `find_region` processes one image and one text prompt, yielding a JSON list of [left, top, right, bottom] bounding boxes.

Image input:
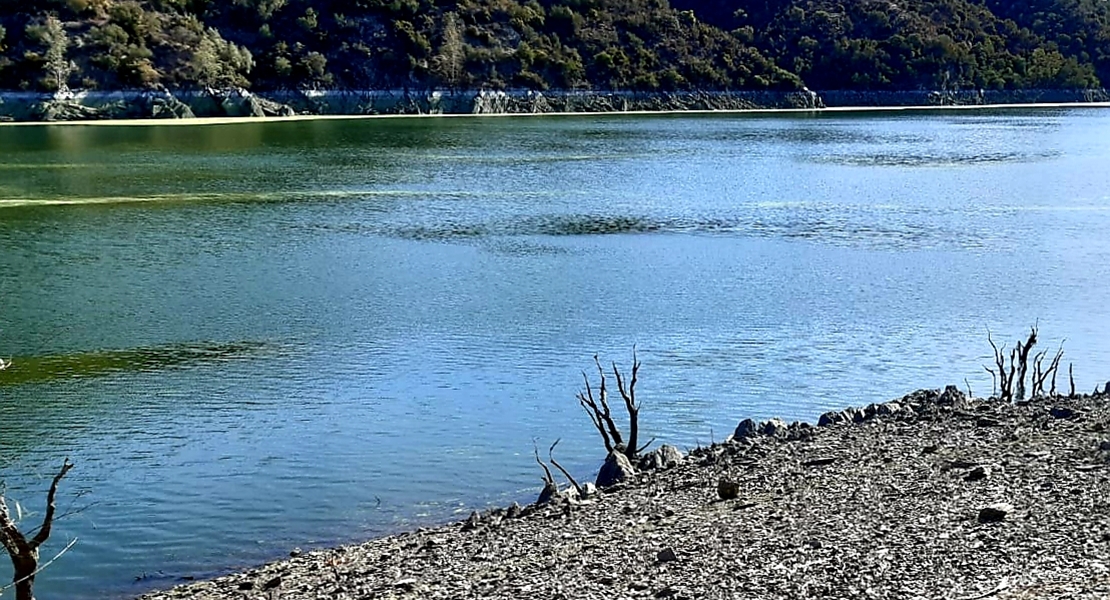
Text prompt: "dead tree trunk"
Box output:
[[1069, 363, 1076, 398], [1013, 327, 1037, 401], [0, 459, 74, 600]]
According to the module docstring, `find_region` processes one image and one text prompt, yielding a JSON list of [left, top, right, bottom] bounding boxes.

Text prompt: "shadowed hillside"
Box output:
[[0, 0, 1107, 92]]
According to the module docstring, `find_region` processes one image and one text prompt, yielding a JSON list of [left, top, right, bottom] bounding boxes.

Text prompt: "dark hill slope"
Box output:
[[977, 0, 1110, 83], [670, 0, 1104, 89], [1, 0, 1107, 92], [0, 0, 796, 91]]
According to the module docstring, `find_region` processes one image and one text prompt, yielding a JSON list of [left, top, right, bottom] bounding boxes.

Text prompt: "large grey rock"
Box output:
[[639, 445, 683, 471], [759, 418, 789, 437], [937, 385, 966, 406], [35, 99, 106, 121], [249, 94, 296, 117], [149, 93, 195, 119], [217, 88, 295, 118], [536, 480, 559, 505], [877, 401, 902, 417], [733, 418, 758, 441], [978, 502, 1013, 523], [717, 478, 740, 500], [596, 450, 636, 488]]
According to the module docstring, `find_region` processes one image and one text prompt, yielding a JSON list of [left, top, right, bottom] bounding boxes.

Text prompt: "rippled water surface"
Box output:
[[2, 110, 1110, 598]]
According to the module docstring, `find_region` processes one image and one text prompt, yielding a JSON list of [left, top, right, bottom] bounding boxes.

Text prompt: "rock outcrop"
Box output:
[[595, 450, 636, 488]]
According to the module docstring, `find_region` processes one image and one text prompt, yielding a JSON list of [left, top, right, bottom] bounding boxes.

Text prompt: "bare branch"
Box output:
[[577, 369, 615, 455], [533, 440, 554, 487], [1069, 363, 1076, 398], [593, 356, 623, 449], [574, 349, 649, 463], [612, 347, 642, 459], [31, 458, 74, 550], [547, 440, 585, 500]]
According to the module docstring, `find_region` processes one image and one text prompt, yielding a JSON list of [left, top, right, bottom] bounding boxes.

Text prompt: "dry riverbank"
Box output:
[[140, 387, 1110, 600], [3, 88, 1110, 124]]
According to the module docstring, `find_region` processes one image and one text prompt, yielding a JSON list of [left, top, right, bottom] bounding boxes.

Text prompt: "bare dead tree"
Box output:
[[983, 326, 1043, 402], [0, 459, 74, 600], [984, 330, 1015, 401], [1031, 340, 1065, 398], [576, 350, 652, 461]]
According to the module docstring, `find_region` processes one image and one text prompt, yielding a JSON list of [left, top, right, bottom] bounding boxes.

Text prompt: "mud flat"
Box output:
[[139, 386, 1110, 600]]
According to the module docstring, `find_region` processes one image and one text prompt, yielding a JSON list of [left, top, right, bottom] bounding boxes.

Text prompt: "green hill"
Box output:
[[0, 0, 1108, 92]]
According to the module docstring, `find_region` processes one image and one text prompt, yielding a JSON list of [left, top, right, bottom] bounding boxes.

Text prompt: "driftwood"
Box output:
[[0, 459, 75, 600], [534, 440, 586, 503]]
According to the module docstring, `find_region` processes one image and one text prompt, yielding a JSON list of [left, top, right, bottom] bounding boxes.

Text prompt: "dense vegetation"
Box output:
[[0, 0, 1108, 92]]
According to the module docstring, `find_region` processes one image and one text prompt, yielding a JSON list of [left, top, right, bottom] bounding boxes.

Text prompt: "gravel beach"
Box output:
[[139, 387, 1110, 600]]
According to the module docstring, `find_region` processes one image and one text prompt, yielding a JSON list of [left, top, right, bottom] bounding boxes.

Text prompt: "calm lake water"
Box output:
[[2, 109, 1110, 598]]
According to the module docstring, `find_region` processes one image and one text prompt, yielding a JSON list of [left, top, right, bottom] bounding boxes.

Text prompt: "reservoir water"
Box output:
[[2, 109, 1110, 598]]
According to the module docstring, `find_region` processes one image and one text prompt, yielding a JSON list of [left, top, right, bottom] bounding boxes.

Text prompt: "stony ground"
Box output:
[[140, 388, 1110, 600]]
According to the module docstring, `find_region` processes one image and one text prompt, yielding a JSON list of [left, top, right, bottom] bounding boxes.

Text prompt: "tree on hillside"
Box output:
[[433, 11, 465, 90], [24, 15, 72, 92]]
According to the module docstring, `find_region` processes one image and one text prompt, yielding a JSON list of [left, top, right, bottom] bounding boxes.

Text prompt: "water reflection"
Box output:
[[812, 149, 1061, 167], [0, 341, 267, 386]]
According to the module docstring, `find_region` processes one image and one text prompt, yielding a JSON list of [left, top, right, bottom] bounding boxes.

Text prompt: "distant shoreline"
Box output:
[[2, 100, 1109, 128], [1, 88, 1108, 126]]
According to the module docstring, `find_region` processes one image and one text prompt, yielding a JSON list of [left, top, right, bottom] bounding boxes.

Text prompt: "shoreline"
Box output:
[[1, 101, 1108, 129], [3, 101, 1110, 129], [1, 88, 1109, 127], [137, 387, 1110, 600]]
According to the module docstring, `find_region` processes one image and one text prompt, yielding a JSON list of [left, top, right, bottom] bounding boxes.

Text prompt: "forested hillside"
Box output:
[[0, 0, 1108, 92]]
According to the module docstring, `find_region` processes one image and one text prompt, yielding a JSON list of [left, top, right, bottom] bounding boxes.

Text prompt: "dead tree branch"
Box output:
[[983, 326, 1048, 403], [576, 350, 650, 461], [1031, 340, 1065, 398], [984, 330, 1016, 401], [1069, 363, 1076, 398], [533, 441, 558, 505], [0, 458, 74, 600], [547, 439, 585, 500], [575, 357, 623, 455]]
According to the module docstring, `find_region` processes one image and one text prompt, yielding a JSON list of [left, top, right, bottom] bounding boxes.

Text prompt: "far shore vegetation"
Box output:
[[1, 0, 1109, 95]]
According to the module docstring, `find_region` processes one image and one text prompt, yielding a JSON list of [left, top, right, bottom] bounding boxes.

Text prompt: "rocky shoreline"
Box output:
[[2, 88, 1109, 122], [139, 386, 1110, 600]]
